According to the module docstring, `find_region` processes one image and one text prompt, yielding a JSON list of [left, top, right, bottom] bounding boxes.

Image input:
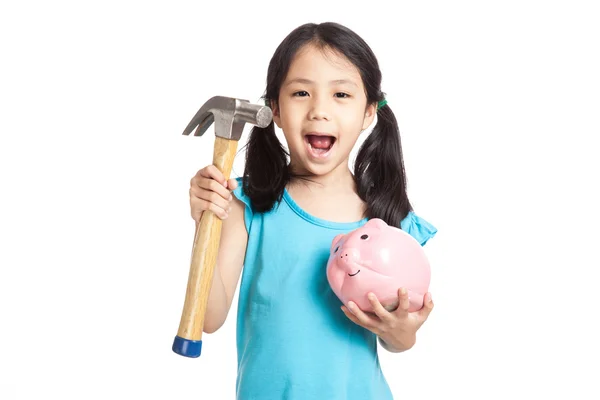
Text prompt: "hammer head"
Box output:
[[182, 96, 273, 141]]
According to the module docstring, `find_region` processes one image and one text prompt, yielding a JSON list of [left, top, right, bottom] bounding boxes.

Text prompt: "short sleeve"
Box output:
[[400, 211, 438, 246], [232, 177, 254, 232]]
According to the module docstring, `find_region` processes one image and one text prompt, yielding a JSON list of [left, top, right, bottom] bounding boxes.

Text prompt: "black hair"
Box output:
[[242, 22, 413, 227]]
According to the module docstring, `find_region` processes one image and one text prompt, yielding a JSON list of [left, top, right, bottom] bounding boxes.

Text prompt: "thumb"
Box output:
[[228, 178, 239, 190]]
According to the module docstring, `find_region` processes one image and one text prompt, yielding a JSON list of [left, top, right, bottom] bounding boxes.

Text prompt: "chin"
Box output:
[[302, 158, 348, 178]]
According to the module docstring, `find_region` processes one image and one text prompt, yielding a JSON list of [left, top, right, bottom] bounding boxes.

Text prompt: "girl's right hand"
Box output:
[[189, 165, 239, 223]]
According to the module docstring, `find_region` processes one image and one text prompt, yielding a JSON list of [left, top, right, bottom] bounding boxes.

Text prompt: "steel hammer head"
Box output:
[[182, 96, 272, 141]]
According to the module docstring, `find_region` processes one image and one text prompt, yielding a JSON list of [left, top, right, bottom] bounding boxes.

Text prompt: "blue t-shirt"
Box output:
[[232, 178, 437, 400]]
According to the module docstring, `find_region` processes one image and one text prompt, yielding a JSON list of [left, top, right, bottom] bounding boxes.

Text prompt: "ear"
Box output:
[[271, 100, 282, 129], [331, 233, 345, 252], [365, 218, 388, 230], [361, 102, 377, 131]]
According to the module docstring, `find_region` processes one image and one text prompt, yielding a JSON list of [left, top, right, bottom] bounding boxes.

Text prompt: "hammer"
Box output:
[[172, 96, 272, 358]]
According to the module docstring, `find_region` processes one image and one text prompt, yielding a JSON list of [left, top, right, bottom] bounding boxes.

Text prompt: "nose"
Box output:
[[338, 248, 360, 272], [308, 97, 331, 121]]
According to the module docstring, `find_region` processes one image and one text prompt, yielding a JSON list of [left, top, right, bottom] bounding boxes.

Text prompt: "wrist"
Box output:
[[378, 333, 416, 353]]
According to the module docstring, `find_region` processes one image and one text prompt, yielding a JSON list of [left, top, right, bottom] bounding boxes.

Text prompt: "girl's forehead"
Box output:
[[285, 44, 362, 85]]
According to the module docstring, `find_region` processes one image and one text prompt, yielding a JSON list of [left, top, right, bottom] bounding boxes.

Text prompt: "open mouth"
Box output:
[[348, 269, 360, 277], [305, 134, 336, 158]]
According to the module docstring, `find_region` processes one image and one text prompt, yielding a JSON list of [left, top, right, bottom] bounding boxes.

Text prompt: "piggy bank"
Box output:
[[326, 218, 431, 313]]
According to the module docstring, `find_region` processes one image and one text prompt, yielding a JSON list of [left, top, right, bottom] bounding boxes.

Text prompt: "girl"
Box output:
[[188, 22, 437, 400]]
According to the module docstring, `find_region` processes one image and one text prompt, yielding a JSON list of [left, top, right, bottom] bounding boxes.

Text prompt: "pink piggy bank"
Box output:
[[326, 218, 431, 313]]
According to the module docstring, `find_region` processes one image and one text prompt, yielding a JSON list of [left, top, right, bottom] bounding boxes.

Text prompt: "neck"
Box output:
[[288, 161, 355, 193]]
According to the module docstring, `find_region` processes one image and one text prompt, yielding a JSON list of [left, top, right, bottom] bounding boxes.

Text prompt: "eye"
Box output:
[[293, 91, 309, 97], [335, 92, 350, 98], [334, 246, 339, 253], [360, 234, 368, 240]]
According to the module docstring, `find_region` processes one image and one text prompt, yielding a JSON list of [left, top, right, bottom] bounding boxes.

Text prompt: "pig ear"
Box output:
[[331, 233, 345, 252], [365, 218, 388, 230]]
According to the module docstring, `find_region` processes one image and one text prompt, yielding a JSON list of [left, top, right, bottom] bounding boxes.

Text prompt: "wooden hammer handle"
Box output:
[[173, 136, 238, 357]]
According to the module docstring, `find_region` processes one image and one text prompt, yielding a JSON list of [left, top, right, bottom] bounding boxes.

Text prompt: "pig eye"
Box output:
[[360, 234, 369, 240], [334, 246, 339, 253]]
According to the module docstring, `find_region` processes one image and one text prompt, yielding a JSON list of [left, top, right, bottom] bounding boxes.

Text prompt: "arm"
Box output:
[[202, 196, 248, 333], [378, 334, 415, 353]]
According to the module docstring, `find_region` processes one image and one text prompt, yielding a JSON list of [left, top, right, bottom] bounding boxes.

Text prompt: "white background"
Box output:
[[1, 0, 599, 399]]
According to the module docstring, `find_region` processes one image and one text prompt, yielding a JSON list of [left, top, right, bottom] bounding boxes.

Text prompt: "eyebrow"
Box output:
[[284, 78, 358, 88]]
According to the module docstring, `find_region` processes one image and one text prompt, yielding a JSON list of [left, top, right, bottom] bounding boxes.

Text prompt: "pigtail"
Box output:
[[354, 104, 413, 227], [242, 114, 290, 213]]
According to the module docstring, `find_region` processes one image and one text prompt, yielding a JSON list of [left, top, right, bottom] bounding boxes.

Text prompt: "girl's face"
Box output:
[[273, 44, 376, 178]]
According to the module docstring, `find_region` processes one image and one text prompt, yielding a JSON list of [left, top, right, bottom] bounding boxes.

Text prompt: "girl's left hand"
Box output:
[[341, 287, 434, 351]]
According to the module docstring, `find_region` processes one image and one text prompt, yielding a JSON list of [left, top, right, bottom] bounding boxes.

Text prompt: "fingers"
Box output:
[[367, 293, 393, 323], [341, 305, 361, 326], [344, 301, 380, 331], [393, 288, 410, 317], [417, 292, 434, 322], [197, 164, 226, 183], [189, 165, 237, 222], [195, 166, 232, 199], [196, 166, 238, 189], [190, 195, 230, 222], [193, 178, 232, 208]]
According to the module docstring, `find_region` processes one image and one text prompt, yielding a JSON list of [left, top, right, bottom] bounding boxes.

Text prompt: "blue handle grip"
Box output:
[[172, 336, 202, 358]]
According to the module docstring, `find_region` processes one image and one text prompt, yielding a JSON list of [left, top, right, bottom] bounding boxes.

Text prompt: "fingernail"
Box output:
[[223, 180, 228, 188], [401, 288, 407, 295]]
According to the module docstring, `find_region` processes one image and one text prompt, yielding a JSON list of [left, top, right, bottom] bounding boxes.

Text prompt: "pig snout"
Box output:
[[337, 248, 361, 273]]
